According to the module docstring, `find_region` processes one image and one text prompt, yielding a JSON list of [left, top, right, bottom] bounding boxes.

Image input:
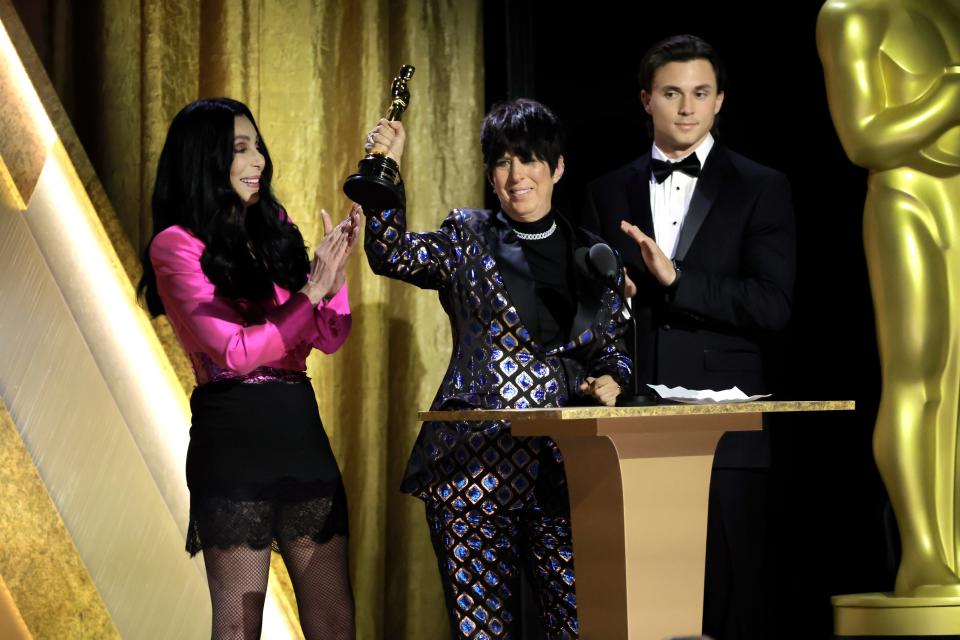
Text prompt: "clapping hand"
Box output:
[[300, 204, 362, 305], [620, 220, 677, 287]]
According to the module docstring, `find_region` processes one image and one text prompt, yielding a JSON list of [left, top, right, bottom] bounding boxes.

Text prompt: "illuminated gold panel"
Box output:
[[0, 154, 25, 210], [0, 188, 212, 638], [0, 397, 116, 639], [0, 574, 30, 640], [0, 3, 296, 638], [0, 4, 52, 203]]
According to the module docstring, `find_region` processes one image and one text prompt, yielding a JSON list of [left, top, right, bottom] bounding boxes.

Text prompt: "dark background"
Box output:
[[483, 2, 891, 638]]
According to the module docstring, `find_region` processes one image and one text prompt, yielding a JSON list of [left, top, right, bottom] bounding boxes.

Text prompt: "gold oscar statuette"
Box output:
[[342, 64, 415, 211], [819, 0, 960, 634]]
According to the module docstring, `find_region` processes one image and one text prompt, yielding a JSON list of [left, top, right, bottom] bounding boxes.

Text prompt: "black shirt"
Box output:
[[507, 211, 577, 348]]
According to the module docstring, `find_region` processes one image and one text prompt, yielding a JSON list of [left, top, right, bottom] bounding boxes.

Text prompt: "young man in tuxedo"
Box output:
[[584, 34, 796, 640]]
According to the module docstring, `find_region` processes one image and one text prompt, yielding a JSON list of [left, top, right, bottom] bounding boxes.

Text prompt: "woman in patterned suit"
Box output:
[[360, 99, 630, 639]]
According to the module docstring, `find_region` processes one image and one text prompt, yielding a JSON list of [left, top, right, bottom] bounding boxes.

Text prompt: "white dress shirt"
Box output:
[[649, 134, 715, 259]]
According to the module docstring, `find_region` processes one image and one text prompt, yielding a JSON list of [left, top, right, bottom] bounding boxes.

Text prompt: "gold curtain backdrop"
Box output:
[[15, 1, 485, 638]]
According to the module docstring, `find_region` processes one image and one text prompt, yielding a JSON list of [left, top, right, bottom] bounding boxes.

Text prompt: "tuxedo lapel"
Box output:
[[626, 156, 655, 238], [605, 155, 655, 274], [675, 145, 727, 262]]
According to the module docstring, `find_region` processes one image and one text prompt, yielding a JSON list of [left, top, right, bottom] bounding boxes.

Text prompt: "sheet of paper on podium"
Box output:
[[647, 384, 772, 404]]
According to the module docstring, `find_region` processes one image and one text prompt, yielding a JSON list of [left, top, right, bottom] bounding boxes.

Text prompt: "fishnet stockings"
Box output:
[[202, 534, 355, 639], [203, 545, 271, 640], [278, 534, 355, 640]]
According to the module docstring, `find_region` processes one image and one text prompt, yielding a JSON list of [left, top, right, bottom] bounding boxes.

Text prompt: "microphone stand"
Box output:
[[579, 242, 659, 406], [615, 288, 659, 407]]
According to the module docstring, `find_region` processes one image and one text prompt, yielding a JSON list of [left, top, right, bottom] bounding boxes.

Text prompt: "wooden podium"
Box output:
[[421, 401, 853, 640]]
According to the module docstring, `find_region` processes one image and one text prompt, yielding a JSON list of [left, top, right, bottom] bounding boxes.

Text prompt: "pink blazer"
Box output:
[[150, 225, 351, 385]]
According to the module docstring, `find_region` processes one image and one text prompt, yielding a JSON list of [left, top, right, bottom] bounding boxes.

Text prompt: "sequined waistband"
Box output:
[[190, 352, 308, 386]]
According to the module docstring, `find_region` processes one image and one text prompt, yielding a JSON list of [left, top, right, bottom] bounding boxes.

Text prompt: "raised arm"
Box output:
[[356, 119, 459, 290], [305, 206, 359, 354]]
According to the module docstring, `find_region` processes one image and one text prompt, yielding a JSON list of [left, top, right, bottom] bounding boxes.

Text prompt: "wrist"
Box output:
[[300, 286, 322, 306], [327, 273, 346, 300], [664, 260, 681, 291]]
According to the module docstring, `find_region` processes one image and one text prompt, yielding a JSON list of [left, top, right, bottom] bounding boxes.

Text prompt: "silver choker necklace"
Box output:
[[513, 221, 557, 241]]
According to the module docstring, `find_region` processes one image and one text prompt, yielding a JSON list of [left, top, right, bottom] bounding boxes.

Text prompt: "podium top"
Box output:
[[419, 400, 854, 422]]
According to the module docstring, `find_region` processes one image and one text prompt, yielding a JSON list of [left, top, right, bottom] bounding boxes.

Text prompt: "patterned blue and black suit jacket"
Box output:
[[364, 202, 631, 499]]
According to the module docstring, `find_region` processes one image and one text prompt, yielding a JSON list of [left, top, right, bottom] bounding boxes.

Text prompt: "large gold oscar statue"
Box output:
[[818, 0, 960, 634]]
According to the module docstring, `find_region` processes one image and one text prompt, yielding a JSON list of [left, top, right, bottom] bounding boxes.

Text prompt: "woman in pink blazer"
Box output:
[[138, 98, 359, 639]]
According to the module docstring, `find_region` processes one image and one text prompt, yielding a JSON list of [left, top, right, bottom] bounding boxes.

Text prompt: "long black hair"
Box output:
[[137, 98, 310, 316]]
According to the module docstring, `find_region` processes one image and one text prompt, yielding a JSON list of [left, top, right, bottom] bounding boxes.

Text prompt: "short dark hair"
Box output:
[[638, 34, 726, 94], [638, 35, 725, 137], [480, 99, 564, 175]]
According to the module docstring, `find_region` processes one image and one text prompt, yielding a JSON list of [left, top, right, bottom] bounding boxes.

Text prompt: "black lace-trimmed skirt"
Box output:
[[185, 379, 348, 556]]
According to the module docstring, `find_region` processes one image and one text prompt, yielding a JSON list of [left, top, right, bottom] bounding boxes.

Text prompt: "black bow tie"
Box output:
[[651, 154, 701, 183]]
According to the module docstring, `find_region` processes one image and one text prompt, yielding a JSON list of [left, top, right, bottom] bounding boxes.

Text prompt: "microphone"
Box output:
[[577, 242, 657, 406], [587, 242, 619, 284], [574, 243, 618, 286]]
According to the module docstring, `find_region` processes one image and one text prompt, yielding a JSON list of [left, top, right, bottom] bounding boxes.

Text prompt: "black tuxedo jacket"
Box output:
[[585, 144, 796, 467]]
